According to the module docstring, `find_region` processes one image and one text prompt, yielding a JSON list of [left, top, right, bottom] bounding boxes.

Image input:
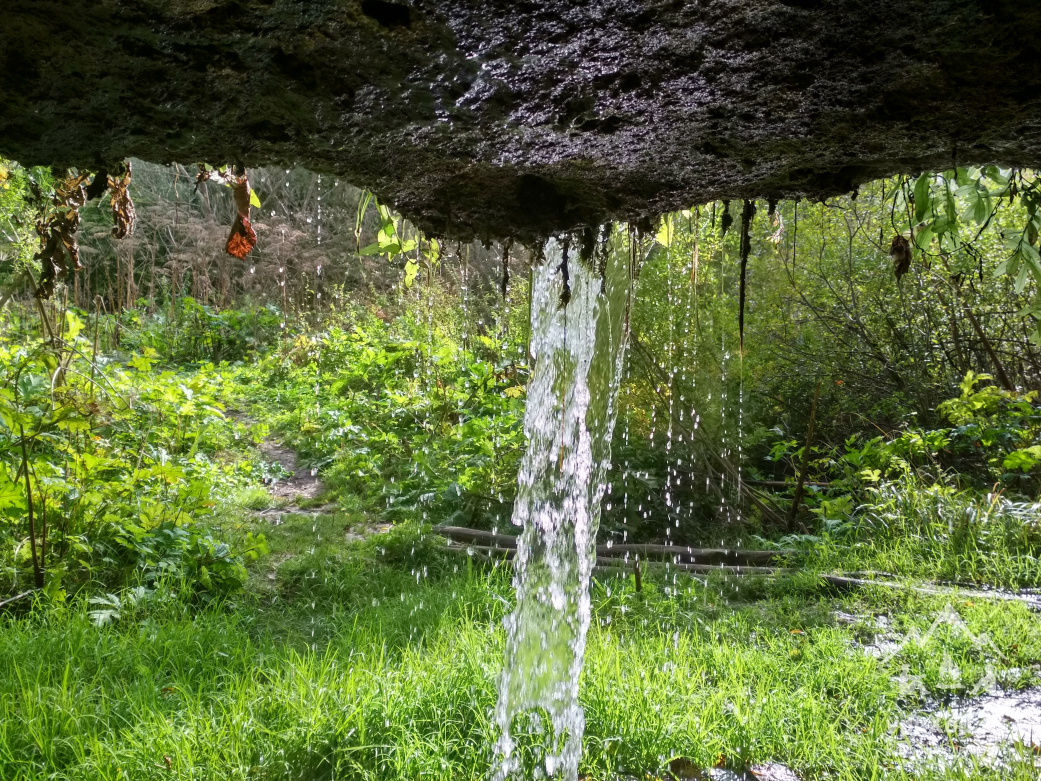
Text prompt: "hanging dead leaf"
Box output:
[[226, 214, 257, 259], [890, 234, 912, 280], [197, 164, 258, 258], [232, 176, 251, 218], [34, 173, 89, 298], [108, 161, 136, 239], [84, 168, 109, 201]]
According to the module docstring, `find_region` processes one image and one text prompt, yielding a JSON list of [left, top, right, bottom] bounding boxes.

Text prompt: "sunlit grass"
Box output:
[[807, 480, 1041, 589], [4, 525, 1041, 780]]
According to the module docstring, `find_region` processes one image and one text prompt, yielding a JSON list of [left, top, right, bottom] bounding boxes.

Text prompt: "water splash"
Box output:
[[493, 230, 634, 780]]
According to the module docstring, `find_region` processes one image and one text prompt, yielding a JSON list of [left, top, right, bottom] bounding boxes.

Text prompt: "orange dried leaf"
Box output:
[[226, 214, 257, 258]]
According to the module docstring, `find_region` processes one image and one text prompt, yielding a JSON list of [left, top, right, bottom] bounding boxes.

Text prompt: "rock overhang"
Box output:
[[2, 0, 1041, 242]]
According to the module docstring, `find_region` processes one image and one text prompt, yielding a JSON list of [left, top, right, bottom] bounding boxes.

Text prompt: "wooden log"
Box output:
[[434, 526, 519, 548], [746, 479, 833, 489], [0, 590, 35, 610], [445, 543, 515, 558], [438, 538, 1041, 609], [594, 543, 789, 566], [434, 525, 795, 566], [442, 542, 787, 576]]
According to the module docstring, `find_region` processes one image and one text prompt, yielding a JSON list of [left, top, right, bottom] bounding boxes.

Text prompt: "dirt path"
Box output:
[[258, 440, 325, 505], [250, 428, 391, 543]]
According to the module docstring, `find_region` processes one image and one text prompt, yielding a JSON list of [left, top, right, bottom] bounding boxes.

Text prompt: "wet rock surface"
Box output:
[[3, 1, 1041, 240]]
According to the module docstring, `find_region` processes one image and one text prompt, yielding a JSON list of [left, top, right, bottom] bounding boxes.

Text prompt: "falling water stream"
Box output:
[[493, 231, 634, 780]]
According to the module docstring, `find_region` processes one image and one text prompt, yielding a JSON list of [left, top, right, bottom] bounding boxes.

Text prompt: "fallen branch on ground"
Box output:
[[442, 541, 785, 576], [820, 574, 1041, 609], [0, 590, 35, 610]]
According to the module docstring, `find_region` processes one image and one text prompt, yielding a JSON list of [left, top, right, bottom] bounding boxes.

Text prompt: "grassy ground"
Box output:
[[4, 497, 1041, 781]]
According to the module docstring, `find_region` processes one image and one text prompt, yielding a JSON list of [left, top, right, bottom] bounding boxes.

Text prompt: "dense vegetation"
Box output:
[[3, 159, 1041, 779]]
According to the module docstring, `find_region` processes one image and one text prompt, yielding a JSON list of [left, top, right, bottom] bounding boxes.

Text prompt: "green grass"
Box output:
[[805, 481, 1041, 589], [4, 522, 1041, 781]]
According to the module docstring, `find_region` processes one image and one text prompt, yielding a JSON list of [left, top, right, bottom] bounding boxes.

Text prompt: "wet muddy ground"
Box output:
[[253, 434, 391, 544], [896, 689, 1041, 769], [843, 605, 1041, 773]]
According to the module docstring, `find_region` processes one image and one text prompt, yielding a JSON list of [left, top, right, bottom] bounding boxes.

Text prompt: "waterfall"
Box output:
[[493, 229, 635, 780]]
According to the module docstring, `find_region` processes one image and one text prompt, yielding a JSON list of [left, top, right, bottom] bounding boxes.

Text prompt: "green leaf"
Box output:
[[65, 311, 85, 341], [913, 225, 935, 256], [943, 193, 956, 227], [972, 189, 992, 224], [403, 259, 419, 288], [249, 189, 261, 209], [983, 166, 1010, 187], [0, 470, 25, 512], [913, 173, 932, 223]]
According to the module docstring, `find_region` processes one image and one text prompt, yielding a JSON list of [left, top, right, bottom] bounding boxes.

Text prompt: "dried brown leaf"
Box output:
[[109, 162, 136, 239], [226, 214, 257, 259]]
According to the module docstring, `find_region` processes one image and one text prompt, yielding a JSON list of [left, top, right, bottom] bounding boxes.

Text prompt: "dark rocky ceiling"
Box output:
[[2, 0, 1041, 241]]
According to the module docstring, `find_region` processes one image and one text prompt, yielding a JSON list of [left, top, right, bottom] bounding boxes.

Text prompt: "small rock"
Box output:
[[706, 769, 745, 781], [668, 757, 706, 779], [749, 763, 801, 781]]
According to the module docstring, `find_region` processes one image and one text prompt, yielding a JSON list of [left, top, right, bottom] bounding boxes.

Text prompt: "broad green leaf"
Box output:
[[943, 184, 956, 225], [656, 216, 674, 247], [249, 189, 261, 209], [913, 173, 932, 223], [1016, 260, 1031, 293], [65, 311, 85, 341], [0, 470, 24, 512], [983, 166, 1010, 187], [403, 259, 419, 288], [913, 225, 935, 255]]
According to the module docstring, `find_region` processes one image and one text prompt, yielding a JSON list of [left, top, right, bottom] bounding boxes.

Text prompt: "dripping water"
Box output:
[[493, 230, 634, 781]]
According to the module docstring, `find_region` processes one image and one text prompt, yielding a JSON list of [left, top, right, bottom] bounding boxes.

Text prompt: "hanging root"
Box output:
[[738, 199, 755, 353], [558, 235, 572, 306], [719, 200, 733, 237], [500, 239, 511, 299]]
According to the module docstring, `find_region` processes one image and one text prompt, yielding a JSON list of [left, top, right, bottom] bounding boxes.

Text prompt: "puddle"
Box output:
[[832, 610, 901, 658], [896, 689, 1041, 769]]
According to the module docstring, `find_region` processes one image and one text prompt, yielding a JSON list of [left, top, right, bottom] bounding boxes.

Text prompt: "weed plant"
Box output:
[[231, 301, 528, 531], [0, 307, 267, 599]]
